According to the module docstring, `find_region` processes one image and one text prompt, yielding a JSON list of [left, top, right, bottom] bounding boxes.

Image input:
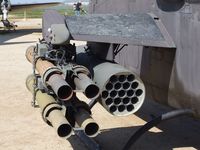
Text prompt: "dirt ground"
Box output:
[[0, 19, 200, 150]]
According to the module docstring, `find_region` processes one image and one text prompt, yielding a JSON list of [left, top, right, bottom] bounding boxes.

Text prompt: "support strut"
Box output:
[[73, 98, 101, 150], [74, 129, 101, 150]]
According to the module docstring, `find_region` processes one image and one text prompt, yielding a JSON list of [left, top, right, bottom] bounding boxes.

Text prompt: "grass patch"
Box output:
[[9, 5, 88, 19]]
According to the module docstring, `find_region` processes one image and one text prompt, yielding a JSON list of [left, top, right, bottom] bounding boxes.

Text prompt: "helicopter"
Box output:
[[87, 0, 200, 118], [24, 0, 200, 149], [0, 0, 60, 30]]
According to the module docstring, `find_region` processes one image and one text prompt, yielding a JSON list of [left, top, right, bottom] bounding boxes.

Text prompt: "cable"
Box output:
[[122, 109, 194, 150]]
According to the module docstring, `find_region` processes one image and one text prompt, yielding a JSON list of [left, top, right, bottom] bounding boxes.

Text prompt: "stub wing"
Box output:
[[66, 13, 175, 48]]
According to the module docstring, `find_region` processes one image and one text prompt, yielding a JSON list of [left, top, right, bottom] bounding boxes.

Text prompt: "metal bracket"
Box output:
[[32, 45, 40, 108], [70, 93, 101, 150], [113, 44, 128, 56], [74, 129, 101, 150], [32, 74, 40, 108]]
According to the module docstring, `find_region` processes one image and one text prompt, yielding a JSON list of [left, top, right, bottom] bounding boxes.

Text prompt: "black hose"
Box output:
[[122, 109, 194, 150]]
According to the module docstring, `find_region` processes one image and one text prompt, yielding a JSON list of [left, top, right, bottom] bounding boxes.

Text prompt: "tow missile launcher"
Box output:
[[25, 43, 100, 138], [25, 10, 156, 143]]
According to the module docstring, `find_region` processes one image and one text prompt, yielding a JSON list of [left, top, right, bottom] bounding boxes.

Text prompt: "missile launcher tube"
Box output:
[[74, 73, 100, 99], [26, 46, 73, 101], [26, 75, 73, 138], [47, 74, 73, 100], [74, 108, 99, 137], [45, 106, 73, 138], [25, 46, 55, 75]]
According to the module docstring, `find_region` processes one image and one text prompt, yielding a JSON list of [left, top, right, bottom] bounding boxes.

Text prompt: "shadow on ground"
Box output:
[[69, 121, 200, 150], [95, 122, 200, 150], [68, 100, 200, 150], [0, 29, 41, 45]]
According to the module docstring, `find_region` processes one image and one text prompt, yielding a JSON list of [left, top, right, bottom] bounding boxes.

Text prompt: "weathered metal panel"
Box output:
[[66, 14, 175, 47], [89, 0, 200, 116], [42, 10, 66, 43]]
